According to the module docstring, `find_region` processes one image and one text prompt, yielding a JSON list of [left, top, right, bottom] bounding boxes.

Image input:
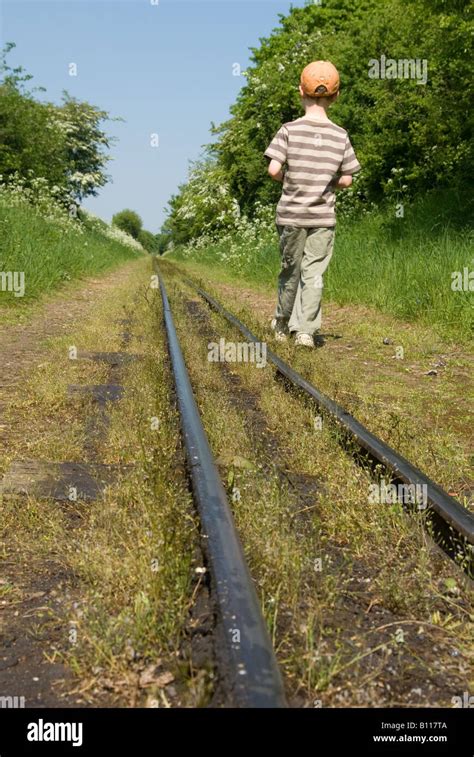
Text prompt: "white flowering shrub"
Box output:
[[335, 175, 377, 220], [45, 94, 112, 202], [0, 172, 81, 233], [102, 222, 143, 252], [0, 174, 143, 254], [176, 201, 277, 275], [166, 161, 240, 244], [80, 209, 143, 253]]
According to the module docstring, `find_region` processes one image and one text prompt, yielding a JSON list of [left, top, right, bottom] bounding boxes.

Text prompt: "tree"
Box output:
[[53, 93, 116, 201], [163, 160, 240, 244], [138, 229, 157, 252], [0, 43, 116, 203], [0, 86, 68, 189], [166, 0, 473, 235], [0, 44, 68, 191], [154, 231, 172, 255], [112, 209, 143, 239]]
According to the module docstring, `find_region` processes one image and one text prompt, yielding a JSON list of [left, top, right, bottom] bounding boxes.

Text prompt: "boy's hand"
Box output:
[[268, 159, 285, 183], [333, 174, 353, 190]]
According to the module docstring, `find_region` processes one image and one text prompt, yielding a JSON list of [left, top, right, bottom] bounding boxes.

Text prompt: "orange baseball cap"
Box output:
[[300, 61, 340, 98]]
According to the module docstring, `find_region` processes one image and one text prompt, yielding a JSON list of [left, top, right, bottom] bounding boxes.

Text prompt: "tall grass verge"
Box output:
[[0, 176, 144, 308], [170, 191, 473, 342]]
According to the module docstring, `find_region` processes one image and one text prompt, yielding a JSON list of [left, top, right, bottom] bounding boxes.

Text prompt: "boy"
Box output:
[[265, 61, 360, 348]]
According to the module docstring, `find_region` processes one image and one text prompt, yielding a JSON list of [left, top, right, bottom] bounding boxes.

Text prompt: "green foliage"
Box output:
[[0, 188, 141, 307], [0, 86, 68, 191], [78, 207, 108, 231], [0, 44, 143, 307], [166, 0, 473, 237], [138, 229, 157, 252], [163, 160, 240, 245], [153, 232, 172, 255], [0, 43, 114, 203], [112, 208, 143, 239]]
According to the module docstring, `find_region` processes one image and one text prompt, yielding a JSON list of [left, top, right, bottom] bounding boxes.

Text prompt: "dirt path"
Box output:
[[0, 263, 144, 449], [0, 260, 147, 707]]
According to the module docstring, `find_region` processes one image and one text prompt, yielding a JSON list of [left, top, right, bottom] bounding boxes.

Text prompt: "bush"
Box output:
[[0, 183, 142, 307], [0, 43, 114, 202], [112, 208, 143, 240], [138, 229, 157, 252], [163, 160, 241, 245]]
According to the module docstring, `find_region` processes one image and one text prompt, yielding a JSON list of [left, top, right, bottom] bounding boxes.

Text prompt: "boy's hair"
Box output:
[[302, 91, 338, 107]]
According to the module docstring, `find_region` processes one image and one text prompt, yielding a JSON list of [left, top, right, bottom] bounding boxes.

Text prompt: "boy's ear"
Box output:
[[298, 84, 305, 98]]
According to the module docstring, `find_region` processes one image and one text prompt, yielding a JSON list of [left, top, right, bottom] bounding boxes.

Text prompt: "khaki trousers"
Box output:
[[275, 225, 335, 335]]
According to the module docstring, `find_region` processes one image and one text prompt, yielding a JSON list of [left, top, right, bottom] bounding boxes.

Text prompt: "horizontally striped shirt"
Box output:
[[264, 116, 361, 227]]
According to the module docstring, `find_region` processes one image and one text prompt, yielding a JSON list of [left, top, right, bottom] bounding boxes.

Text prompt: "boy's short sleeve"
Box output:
[[264, 126, 289, 165], [340, 135, 361, 175]]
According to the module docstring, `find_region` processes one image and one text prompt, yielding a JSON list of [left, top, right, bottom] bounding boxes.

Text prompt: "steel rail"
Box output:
[[172, 269, 474, 552], [158, 273, 287, 708]]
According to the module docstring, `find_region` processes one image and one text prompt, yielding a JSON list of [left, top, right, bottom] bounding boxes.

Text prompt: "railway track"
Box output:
[[158, 260, 473, 556], [159, 274, 287, 708], [156, 260, 473, 707], [0, 261, 471, 713]]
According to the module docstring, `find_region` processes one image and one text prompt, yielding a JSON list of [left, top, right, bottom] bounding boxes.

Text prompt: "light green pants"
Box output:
[[275, 225, 335, 336]]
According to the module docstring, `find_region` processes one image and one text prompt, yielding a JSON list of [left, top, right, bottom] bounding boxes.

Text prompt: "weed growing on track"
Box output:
[[0, 262, 202, 705], [62, 285, 201, 701], [164, 269, 473, 706]]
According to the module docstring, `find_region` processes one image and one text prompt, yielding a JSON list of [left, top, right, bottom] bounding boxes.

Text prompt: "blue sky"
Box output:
[[1, 0, 306, 232]]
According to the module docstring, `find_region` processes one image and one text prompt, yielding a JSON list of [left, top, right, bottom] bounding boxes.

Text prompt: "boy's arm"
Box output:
[[335, 135, 361, 189], [265, 126, 288, 182], [268, 159, 285, 183]]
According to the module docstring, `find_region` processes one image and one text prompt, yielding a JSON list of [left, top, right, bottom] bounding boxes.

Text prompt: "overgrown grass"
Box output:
[[170, 191, 473, 342], [0, 262, 202, 705], [162, 258, 472, 509], [163, 268, 473, 705], [0, 200, 143, 307]]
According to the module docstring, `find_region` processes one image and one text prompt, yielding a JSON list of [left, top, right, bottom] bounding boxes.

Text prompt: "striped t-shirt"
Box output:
[[264, 116, 361, 227]]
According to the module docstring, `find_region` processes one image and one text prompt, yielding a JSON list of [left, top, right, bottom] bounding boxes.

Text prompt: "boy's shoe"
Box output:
[[271, 318, 289, 342], [295, 332, 314, 348]]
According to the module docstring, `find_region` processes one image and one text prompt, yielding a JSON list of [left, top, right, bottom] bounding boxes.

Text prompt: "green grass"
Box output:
[[0, 262, 203, 705], [159, 268, 473, 705], [0, 201, 143, 307], [170, 191, 473, 342]]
